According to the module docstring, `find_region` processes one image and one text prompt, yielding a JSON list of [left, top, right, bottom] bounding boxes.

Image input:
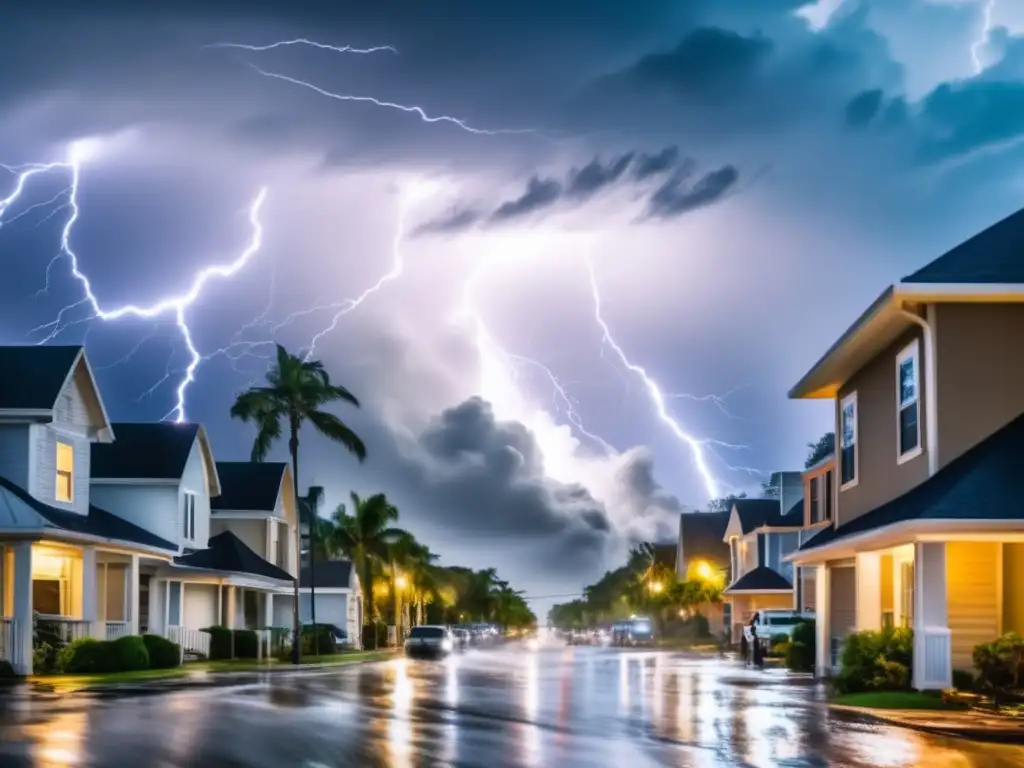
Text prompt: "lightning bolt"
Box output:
[[0, 140, 267, 423], [971, 0, 997, 74], [585, 259, 726, 500], [207, 40, 396, 55]]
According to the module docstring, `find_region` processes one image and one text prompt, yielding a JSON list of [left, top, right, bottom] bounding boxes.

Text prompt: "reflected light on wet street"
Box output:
[[1, 647, 1022, 767]]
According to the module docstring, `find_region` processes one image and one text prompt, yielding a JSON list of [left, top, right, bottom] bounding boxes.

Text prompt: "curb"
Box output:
[[829, 704, 1024, 745]]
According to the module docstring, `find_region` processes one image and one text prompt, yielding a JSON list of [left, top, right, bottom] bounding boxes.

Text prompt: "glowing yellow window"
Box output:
[[56, 442, 74, 503]]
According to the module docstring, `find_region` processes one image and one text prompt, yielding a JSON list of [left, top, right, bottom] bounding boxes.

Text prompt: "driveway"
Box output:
[[0, 645, 1020, 766]]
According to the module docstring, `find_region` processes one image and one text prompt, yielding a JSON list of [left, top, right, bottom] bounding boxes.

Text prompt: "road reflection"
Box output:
[[0, 645, 1020, 767]]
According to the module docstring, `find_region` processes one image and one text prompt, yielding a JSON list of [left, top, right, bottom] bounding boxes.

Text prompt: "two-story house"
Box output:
[[675, 510, 730, 635], [721, 496, 804, 643], [788, 207, 1024, 688], [792, 455, 837, 615], [91, 424, 294, 655], [0, 347, 179, 673]]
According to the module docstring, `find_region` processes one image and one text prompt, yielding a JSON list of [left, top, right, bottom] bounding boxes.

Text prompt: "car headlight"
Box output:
[[441, 638, 453, 651]]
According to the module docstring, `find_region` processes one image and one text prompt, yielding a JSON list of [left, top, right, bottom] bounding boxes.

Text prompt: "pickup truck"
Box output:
[[742, 610, 814, 643]]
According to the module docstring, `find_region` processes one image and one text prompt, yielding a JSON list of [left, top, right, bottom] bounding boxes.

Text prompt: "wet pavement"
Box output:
[[1, 644, 1022, 767]]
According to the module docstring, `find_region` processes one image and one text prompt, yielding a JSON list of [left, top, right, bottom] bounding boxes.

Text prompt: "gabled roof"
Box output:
[[0, 474, 176, 551], [175, 531, 293, 582], [901, 207, 1024, 284], [0, 345, 82, 410], [299, 560, 353, 589], [91, 422, 221, 494], [212, 462, 286, 512], [679, 511, 730, 564], [730, 499, 794, 535], [800, 409, 1024, 554], [724, 566, 792, 594]]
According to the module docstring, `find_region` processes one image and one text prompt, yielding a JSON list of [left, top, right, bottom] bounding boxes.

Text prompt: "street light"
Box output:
[[396, 575, 408, 590], [694, 560, 714, 581], [648, 581, 664, 594]]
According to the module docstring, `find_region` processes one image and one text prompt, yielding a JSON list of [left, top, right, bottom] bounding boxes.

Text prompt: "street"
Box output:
[[1, 645, 1022, 767]]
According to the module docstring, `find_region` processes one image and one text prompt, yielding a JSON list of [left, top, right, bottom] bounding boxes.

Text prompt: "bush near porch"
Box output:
[[833, 627, 913, 694], [201, 626, 260, 659], [971, 632, 1024, 708], [784, 620, 816, 673], [48, 635, 182, 675]]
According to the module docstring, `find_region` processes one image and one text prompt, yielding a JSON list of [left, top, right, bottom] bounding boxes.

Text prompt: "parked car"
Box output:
[[743, 610, 814, 643], [405, 625, 455, 658]]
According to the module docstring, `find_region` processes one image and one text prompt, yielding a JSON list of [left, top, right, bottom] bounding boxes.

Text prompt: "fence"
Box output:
[[166, 625, 211, 661], [104, 621, 132, 640]]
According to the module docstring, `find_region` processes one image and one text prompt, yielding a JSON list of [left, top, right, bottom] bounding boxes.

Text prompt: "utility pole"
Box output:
[[306, 486, 324, 656]]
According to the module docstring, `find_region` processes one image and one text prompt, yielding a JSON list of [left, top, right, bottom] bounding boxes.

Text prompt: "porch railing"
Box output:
[[104, 621, 132, 641], [36, 617, 92, 644], [914, 626, 952, 690], [166, 626, 211, 660]]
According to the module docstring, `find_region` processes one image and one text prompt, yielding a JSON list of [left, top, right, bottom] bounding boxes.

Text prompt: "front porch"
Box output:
[[812, 539, 1024, 689], [0, 540, 151, 673]]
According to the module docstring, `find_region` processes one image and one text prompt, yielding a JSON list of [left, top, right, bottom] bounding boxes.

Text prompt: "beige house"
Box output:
[[787, 207, 1024, 688]]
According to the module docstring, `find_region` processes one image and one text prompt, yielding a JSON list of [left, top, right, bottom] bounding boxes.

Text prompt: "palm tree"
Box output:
[[326, 492, 407, 649], [230, 344, 367, 663]]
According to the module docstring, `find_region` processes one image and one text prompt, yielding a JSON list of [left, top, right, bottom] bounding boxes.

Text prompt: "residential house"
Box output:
[[787, 206, 1024, 688], [675, 510, 730, 635], [91, 424, 294, 653], [0, 345, 297, 673], [273, 560, 362, 645], [793, 455, 837, 614], [721, 497, 804, 643]]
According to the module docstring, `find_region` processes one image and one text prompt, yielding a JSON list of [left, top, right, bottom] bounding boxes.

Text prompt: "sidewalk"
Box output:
[[831, 704, 1024, 744]]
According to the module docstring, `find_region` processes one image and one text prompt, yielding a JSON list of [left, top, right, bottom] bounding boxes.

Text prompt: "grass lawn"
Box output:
[[30, 650, 394, 691], [833, 691, 969, 710]]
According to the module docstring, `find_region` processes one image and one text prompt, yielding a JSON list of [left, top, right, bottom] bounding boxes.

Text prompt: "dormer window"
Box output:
[[55, 442, 74, 503], [183, 492, 196, 541]]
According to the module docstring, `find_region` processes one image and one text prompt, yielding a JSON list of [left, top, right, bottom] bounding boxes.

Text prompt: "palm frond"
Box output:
[[305, 409, 367, 461]]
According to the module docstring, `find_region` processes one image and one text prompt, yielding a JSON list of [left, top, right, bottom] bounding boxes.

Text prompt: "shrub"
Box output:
[[834, 626, 914, 694], [110, 636, 149, 671], [973, 632, 1024, 707], [233, 629, 258, 659], [785, 640, 814, 673], [201, 626, 234, 660], [142, 634, 181, 669], [362, 623, 387, 650], [0, 660, 15, 679], [302, 624, 337, 656], [58, 638, 118, 674], [952, 668, 976, 692]]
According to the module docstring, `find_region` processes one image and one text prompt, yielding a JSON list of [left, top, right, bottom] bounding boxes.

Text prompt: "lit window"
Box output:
[[840, 393, 857, 487], [55, 442, 73, 503], [896, 341, 921, 461]]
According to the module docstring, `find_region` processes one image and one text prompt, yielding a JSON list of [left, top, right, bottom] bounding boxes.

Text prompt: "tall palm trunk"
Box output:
[[391, 561, 401, 645], [296, 415, 321, 657], [289, 420, 302, 665], [361, 553, 375, 649]]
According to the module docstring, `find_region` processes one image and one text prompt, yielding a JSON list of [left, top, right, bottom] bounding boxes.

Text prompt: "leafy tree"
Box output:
[[805, 432, 835, 469], [707, 492, 747, 512], [230, 344, 366, 663]]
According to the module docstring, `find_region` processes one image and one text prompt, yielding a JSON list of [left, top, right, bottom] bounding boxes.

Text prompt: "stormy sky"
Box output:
[[2, 0, 1023, 614]]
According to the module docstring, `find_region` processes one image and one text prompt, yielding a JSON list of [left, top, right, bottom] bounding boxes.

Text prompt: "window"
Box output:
[[729, 537, 739, 582], [896, 341, 922, 462], [808, 476, 820, 523], [182, 492, 196, 540], [900, 561, 915, 628], [55, 442, 74, 503], [840, 393, 858, 487], [824, 470, 833, 519], [33, 580, 63, 615]]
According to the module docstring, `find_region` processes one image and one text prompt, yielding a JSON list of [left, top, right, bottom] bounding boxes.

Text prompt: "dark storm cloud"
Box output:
[[411, 207, 482, 236], [845, 89, 884, 129], [489, 177, 563, 223], [565, 152, 635, 199], [647, 165, 740, 219], [633, 147, 681, 180]]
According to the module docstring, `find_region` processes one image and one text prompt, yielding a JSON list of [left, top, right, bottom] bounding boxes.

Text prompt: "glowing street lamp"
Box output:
[[396, 574, 408, 590], [694, 560, 714, 581], [648, 580, 664, 594]]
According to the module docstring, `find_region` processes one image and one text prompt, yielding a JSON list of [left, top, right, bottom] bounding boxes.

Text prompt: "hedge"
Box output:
[[833, 626, 913, 694], [301, 624, 337, 656], [200, 626, 260, 659], [142, 634, 182, 669]]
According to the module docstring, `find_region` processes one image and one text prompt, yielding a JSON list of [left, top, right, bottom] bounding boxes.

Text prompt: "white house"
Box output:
[[0, 345, 296, 673], [274, 560, 362, 646]]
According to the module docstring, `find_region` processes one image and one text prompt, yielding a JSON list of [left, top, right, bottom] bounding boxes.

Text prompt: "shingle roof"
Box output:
[[801, 409, 1024, 552], [0, 346, 81, 410], [175, 531, 293, 582], [91, 422, 200, 480], [299, 560, 353, 588], [679, 511, 730, 563], [902, 207, 1024, 284], [0, 475, 177, 550], [725, 566, 792, 593], [212, 462, 285, 512], [733, 499, 797, 534]]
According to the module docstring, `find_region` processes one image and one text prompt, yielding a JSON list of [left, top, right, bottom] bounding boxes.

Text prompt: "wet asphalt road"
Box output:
[[1, 644, 1023, 767]]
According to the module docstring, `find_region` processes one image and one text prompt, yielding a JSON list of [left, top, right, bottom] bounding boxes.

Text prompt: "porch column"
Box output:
[[127, 555, 140, 635], [814, 564, 832, 678], [81, 546, 100, 638], [855, 552, 882, 632], [264, 592, 274, 629], [225, 586, 236, 629], [12, 542, 33, 675], [913, 542, 951, 690]]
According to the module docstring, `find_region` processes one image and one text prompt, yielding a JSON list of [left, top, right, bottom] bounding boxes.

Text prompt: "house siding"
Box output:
[[1004, 543, 1024, 636], [933, 303, 1024, 469], [829, 566, 857, 641], [90, 484, 181, 547], [947, 542, 1000, 670], [183, 583, 218, 629], [210, 518, 267, 560], [835, 328, 929, 527], [179, 440, 212, 551]]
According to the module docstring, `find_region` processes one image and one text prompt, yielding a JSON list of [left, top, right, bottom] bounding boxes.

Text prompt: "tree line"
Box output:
[[230, 344, 535, 658]]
